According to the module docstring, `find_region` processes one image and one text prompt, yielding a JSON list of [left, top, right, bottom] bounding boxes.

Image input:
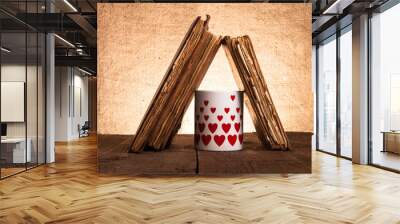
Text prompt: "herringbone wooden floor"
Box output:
[[1, 136, 400, 224]]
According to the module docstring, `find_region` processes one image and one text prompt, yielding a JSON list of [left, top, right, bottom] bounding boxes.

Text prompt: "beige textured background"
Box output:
[[98, 3, 312, 135]]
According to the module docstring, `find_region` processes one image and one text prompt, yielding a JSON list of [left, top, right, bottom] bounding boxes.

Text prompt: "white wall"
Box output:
[[1, 65, 38, 138], [71, 73, 89, 138], [1, 63, 46, 164], [55, 66, 70, 141], [55, 67, 89, 141], [1, 66, 26, 139]]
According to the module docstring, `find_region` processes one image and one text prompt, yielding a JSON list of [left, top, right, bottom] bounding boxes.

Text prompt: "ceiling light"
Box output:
[[323, 0, 355, 15], [77, 67, 94, 76], [1, 47, 11, 53], [54, 34, 75, 48], [63, 0, 78, 12], [76, 48, 86, 56]]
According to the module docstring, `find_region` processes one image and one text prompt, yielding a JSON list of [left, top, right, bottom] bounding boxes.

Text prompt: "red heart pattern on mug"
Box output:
[[228, 135, 237, 146], [214, 135, 225, 146], [208, 123, 218, 133], [199, 134, 242, 146], [198, 123, 205, 132], [222, 123, 231, 133], [202, 135, 211, 145], [239, 134, 243, 144], [196, 92, 243, 150], [234, 123, 240, 132]]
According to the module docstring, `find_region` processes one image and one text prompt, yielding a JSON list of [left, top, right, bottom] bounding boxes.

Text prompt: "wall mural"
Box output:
[[97, 3, 312, 175]]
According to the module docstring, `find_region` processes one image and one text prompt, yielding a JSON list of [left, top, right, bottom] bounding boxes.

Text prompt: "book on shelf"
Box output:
[[223, 36, 289, 150], [130, 15, 288, 153], [130, 16, 222, 152]]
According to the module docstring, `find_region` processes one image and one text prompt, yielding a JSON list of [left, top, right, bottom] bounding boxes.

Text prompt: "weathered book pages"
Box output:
[[130, 16, 222, 152], [223, 36, 289, 150], [131, 16, 288, 152]]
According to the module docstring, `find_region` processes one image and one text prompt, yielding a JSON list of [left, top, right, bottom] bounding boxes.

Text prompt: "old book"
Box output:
[[131, 16, 288, 153], [130, 16, 222, 152], [223, 36, 289, 150]]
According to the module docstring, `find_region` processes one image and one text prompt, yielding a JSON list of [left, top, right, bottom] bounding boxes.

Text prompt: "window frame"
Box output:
[[315, 24, 353, 160]]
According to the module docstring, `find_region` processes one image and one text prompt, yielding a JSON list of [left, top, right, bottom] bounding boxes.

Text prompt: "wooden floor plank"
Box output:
[[0, 135, 399, 223]]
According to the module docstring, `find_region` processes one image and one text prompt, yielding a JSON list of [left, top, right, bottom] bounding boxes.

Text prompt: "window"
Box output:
[[370, 3, 400, 171], [317, 35, 337, 154], [339, 27, 352, 158], [0, 1, 47, 179], [316, 25, 353, 159]]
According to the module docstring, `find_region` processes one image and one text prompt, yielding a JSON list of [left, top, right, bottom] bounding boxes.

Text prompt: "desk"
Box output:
[[382, 131, 400, 154], [1, 138, 31, 163]]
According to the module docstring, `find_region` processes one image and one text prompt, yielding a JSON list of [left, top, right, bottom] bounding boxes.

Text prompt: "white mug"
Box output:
[[194, 90, 244, 151]]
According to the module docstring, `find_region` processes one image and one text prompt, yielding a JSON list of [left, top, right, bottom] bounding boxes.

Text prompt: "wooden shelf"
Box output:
[[198, 132, 311, 174], [98, 132, 311, 175]]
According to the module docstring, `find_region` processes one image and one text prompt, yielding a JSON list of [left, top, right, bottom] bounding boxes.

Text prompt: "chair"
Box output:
[[79, 121, 90, 138]]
